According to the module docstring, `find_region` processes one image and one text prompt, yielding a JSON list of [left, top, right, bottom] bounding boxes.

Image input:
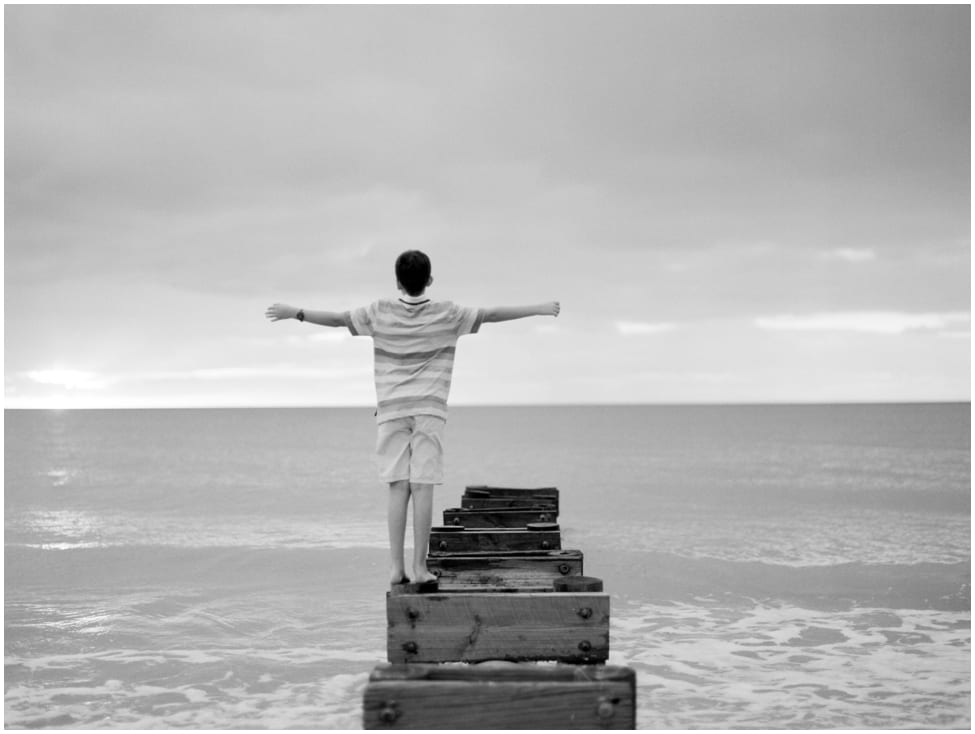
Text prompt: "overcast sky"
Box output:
[[5, 4, 970, 409]]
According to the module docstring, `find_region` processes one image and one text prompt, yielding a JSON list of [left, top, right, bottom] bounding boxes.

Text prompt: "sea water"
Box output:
[[4, 404, 970, 729]]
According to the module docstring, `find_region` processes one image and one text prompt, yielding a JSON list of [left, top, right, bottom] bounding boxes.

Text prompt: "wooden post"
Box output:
[[430, 528, 561, 554], [443, 507, 558, 528], [386, 592, 609, 664], [362, 482, 636, 729], [428, 549, 584, 591], [460, 496, 558, 510], [363, 662, 636, 729], [465, 485, 559, 503], [462, 486, 559, 512]]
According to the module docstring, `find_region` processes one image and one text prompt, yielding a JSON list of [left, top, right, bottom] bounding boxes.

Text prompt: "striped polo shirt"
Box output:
[[347, 295, 483, 423]]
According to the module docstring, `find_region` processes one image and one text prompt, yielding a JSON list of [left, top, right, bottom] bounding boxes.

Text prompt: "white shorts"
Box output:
[[375, 415, 446, 485]]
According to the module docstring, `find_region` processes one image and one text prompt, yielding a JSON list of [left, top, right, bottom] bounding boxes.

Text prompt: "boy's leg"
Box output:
[[378, 417, 414, 585], [409, 483, 436, 583], [387, 479, 410, 584], [407, 416, 445, 584]]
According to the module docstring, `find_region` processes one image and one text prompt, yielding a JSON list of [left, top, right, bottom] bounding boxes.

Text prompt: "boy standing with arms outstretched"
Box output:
[[266, 250, 559, 588]]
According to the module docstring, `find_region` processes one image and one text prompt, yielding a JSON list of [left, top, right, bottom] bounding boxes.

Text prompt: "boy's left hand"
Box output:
[[265, 303, 298, 321]]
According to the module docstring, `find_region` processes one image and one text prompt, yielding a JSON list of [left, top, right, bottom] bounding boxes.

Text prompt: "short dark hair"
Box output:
[[395, 250, 431, 296]]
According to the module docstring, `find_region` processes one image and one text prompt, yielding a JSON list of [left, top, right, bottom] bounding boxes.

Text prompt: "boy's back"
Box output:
[[347, 295, 483, 423], [265, 248, 557, 587]]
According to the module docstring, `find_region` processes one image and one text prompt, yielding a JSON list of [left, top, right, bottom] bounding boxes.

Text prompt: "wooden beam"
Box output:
[[363, 662, 635, 729], [465, 485, 559, 501], [430, 528, 561, 554], [386, 592, 609, 664], [443, 507, 558, 528], [460, 496, 558, 511], [428, 549, 583, 590]]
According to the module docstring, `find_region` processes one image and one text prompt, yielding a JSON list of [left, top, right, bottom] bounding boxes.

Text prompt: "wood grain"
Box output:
[[460, 496, 559, 511], [363, 663, 634, 729], [428, 549, 583, 590], [442, 508, 559, 528], [386, 592, 609, 664], [430, 528, 562, 554], [465, 485, 559, 501]]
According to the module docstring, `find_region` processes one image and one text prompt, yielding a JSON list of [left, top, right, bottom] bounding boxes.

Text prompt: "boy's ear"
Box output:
[[427, 276, 434, 288]]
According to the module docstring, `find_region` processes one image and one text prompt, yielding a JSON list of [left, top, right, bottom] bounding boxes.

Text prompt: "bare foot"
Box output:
[[390, 567, 408, 585], [412, 567, 438, 584]]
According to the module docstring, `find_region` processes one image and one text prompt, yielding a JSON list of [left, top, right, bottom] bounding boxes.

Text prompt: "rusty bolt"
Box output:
[[380, 701, 400, 723], [407, 607, 419, 621], [578, 640, 592, 653], [541, 541, 551, 550], [438, 541, 448, 551], [539, 513, 552, 522], [558, 563, 571, 575], [577, 607, 593, 619], [403, 641, 418, 654], [452, 517, 461, 525], [597, 697, 615, 720]]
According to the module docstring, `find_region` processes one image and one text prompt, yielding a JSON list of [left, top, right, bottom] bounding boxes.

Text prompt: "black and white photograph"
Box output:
[[4, 4, 970, 729]]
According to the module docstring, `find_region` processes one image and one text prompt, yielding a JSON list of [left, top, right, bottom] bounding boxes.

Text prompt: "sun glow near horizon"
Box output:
[[8, 306, 969, 409]]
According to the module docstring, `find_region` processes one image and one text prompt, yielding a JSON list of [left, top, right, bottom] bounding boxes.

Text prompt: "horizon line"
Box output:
[[4, 399, 970, 411]]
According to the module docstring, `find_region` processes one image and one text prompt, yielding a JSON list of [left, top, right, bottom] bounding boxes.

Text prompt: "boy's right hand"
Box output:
[[542, 301, 561, 317]]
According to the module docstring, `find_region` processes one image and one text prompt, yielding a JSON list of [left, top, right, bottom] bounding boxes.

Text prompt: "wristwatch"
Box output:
[[296, 309, 305, 322]]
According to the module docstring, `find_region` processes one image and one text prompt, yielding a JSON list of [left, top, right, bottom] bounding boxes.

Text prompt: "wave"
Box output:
[[7, 542, 970, 614], [4, 544, 389, 598], [4, 509, 388, 551], [590, 549, 970, 612], [609, 598, 970, 729]]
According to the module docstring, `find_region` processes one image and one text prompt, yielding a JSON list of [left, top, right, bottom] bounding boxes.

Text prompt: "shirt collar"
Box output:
[[398, 294, 430, 306]]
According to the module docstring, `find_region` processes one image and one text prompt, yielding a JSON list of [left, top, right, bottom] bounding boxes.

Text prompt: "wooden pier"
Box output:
[[362, 485, 636, 729]]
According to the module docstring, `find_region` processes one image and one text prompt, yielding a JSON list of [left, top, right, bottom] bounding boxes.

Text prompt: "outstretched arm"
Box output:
[[481, 302, 560, 323], [265, 303, 348, 328]]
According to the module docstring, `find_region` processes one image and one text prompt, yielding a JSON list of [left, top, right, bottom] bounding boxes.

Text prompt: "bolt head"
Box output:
[[380, 701, 400, 723]]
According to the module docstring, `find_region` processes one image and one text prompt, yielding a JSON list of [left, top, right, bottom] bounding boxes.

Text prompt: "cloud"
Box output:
[[754, 311, 970, 335], [21, 365, 368, 388], [25, 369, 110, 390], [824, 248, 877, 263], [534, 323, 565, 335], [139, 366, 370, 381], [4, 6, 970, 407], [616, 321, 678, 336]]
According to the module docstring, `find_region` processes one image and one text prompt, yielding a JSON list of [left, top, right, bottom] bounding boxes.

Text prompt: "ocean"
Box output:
[[4, 404, 970, 729]]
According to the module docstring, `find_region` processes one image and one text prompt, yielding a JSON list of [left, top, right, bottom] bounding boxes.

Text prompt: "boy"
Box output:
[[265, 250, 559, 588]]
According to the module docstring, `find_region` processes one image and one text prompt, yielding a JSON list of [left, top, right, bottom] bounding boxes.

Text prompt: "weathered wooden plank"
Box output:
[[465, 485, 559, 501], [386, 592, 609, 664], [369, 661, 633, 683], [460, 496, 559, 511], [428, 549, 583, 590], [443, 507, 558, 529], [554, 575, 604, 592], [363, 663, 636, 729], [430, 528, 561, 554]]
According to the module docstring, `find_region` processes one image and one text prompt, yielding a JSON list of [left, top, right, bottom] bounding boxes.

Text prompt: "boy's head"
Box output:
[[395, 250, 432, 296]]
